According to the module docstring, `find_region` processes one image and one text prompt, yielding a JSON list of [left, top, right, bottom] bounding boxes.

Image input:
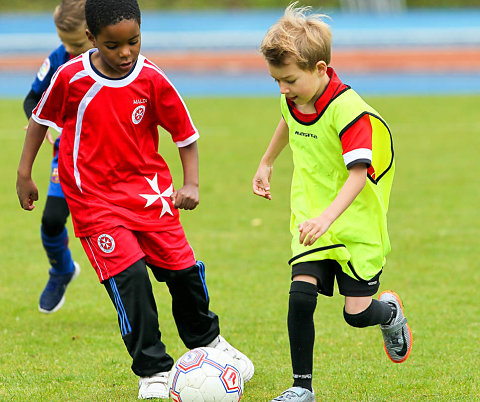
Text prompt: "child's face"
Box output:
[[87, 19, 141, 78], [57, 25, 91, 56], [268, 56, 328, 108]]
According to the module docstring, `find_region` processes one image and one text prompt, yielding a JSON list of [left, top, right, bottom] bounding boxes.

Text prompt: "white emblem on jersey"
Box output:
[[132, 105, 145, 124], [37, 57, 51, 81], [139, 173, 174, 218], [97, 234, 115, 253]]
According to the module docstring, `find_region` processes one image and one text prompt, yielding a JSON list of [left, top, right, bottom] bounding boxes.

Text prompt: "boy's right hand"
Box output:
[[16, 174, 38, 211], [170, 183, 199, 210], [252, 164, 273, 200]]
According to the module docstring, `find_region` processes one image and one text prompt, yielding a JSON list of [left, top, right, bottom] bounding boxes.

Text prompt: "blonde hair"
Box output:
[[53, 0, 86, 32], [260, 2, 332, 71]]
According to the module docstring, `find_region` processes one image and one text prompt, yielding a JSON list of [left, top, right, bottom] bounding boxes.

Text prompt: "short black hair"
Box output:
[[85, 0, 141, 37]]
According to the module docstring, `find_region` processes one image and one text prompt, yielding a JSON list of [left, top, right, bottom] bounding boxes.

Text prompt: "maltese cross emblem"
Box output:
[[139, 173, 174, 218]]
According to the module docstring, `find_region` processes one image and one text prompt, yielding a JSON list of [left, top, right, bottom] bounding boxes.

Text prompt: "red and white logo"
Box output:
[[132, 105, 145, 124], [221, 366, 242, 392], [97, 234, 115, 253]]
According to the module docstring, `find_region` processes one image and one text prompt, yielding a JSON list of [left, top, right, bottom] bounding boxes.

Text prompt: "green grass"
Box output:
[[1, 94, 480, 401]]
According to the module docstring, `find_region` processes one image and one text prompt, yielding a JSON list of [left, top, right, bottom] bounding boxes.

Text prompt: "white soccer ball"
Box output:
[[168, 347, 244, 402]]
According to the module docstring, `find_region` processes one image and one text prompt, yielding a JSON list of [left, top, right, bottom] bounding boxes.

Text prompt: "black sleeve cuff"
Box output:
[[346, 158, 371, 169]]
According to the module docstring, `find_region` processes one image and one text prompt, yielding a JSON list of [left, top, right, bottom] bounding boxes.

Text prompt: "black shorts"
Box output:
[[291, 260, 381, 297]]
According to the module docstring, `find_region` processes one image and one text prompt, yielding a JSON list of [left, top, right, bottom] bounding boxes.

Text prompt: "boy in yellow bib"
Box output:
[[252, 4, 412, 401]]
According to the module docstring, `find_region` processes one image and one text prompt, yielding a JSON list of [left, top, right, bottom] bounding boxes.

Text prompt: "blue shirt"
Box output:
[[31, 44, 71, 95]]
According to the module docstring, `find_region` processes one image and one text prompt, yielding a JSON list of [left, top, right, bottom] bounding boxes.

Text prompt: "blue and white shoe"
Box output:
[[38, 262, 80, 313], [270, 387, 315, 401]]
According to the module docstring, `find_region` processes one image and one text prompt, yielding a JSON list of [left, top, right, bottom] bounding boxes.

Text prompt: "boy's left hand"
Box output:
[[170, 183, 199, 210], [298, 216, 331, 246]]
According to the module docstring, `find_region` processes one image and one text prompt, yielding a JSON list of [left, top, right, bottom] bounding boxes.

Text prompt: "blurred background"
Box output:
[[1, 2, 480, 400], [0, 0, 479, 98]]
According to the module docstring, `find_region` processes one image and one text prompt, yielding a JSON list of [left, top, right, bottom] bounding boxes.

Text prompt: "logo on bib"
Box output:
[[294, 130, 317, 139], [132, 105, 145, 124], [98, 234, 115, 253]]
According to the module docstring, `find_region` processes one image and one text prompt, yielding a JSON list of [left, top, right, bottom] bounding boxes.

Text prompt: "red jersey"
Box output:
[[32, 50, 199, 237]]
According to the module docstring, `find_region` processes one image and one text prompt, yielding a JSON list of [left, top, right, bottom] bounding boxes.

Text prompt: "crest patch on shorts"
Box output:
[[98, 234, 115, 253]]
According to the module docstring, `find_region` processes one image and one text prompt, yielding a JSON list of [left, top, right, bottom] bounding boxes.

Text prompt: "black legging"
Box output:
[[103, 259, 220, 377], [41, 195, 70, 237]]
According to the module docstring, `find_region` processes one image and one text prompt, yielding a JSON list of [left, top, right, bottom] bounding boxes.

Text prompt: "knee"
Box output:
[[42, 210, 67, 237], [125, 260, 150, 283], [343, 307, 371, 328], [289, 281, 318, 315]]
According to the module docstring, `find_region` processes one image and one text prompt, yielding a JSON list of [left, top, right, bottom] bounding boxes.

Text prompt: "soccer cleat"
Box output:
[[138, 371, 169, 399], [207, 335, 255, 382], [38, 261, 80, 313], [270, 387, 315, 402], [379, 290, 412, 363]]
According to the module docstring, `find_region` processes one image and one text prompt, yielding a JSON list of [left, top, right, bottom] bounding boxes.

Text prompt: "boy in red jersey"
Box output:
[[16, 0, 253, 398]]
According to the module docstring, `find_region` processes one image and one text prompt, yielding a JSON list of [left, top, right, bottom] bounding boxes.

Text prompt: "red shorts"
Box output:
[[80, 226, 196, 282]]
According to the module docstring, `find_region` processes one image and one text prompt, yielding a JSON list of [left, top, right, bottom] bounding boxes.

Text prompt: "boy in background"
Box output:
[[17, 0, 253, 398], [23, 0, 91, 313], [252, 4, 412, 401]]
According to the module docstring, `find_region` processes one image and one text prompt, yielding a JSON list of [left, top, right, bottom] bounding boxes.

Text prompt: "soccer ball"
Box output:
[[168, 347, 243, 402]]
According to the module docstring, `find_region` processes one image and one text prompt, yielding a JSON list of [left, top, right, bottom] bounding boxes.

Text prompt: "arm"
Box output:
[[23, 90, 55, 144], [170, 141, 199, 210], [17, 118, 49, 210], [299, 164, 368, 246], [252, 118, 289, 200]]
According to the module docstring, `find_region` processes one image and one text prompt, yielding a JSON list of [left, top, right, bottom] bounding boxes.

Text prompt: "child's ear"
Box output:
[[86, 29, 96, 47], [315, 61, 328, 76]]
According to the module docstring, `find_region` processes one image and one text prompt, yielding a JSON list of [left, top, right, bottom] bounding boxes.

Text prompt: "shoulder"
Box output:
[[141, 57, 168, 79], [139, 57, 185, 99], [330, 89, 375, 122], [50, 44, 68, 58], [48, 44, 70, 68], [49, 54, 85, 87], [59, 55, 83, 74], [34, 45, 67, 80], [331, 87, 361, 107]]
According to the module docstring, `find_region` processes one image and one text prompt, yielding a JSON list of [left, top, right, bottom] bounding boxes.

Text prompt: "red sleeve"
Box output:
[[31, 68, 67, 133], [340, 114, 372, 169], [153, 71, 199, 147]]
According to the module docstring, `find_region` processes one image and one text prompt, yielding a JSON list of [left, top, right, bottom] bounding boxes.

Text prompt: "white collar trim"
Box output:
[[82, 49, 145, 88]]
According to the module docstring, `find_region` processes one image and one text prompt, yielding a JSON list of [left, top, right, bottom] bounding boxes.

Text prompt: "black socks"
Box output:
[[287, 282, 396, 392], [288, 281, 318, 391]]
